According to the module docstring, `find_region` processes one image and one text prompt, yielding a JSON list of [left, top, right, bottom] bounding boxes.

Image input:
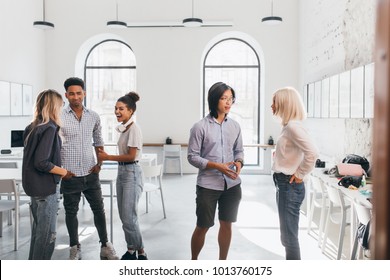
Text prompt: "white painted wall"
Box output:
[[0, 0, 46, 148]]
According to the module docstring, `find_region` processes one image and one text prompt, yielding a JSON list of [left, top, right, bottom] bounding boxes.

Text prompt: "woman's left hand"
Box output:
[[289, 174, 303, 184]]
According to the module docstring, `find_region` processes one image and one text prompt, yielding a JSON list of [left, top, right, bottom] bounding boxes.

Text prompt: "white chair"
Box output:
[[0, 179, 30, 250], [351, 200, 372, 259], [307, 175, 328, 247], [142, 164, 166, 218], [321, 183, 351, 259], [162, 144, 183, 176]]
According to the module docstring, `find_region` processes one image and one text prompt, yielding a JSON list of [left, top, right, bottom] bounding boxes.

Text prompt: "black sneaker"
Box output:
[[121, 251, 137, 260], [137, 254, 148, 260]]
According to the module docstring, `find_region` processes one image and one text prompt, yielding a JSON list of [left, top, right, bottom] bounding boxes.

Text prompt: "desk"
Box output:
[[143, 143, 188, 147], [0, 154, 23, 169]]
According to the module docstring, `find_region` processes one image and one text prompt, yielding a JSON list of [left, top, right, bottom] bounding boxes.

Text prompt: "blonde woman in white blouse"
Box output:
[[271, 87, 318, 260]]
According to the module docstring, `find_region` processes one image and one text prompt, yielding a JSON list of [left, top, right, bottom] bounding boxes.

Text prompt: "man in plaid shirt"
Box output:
[[60, 77, 118, 260]]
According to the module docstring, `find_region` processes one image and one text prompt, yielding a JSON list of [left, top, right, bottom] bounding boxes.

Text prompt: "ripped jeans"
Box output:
[[29, 189, 59, 260]]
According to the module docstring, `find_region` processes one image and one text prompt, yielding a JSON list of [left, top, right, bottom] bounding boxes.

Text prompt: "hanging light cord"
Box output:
[[116, 1, 119, 21], [42, 0, 46, 21]]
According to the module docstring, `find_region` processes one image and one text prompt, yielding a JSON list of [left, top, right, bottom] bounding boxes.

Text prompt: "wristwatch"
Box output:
[[235, 159, 244, 168], [97, 162, 102, 167]]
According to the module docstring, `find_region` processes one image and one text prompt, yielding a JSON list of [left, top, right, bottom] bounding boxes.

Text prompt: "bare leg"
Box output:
[[218, 220, 232, 260], [191, 226, 209, 260]]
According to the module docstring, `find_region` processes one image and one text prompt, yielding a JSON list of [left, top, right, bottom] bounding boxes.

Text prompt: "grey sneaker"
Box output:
[[69, 245, 81, 260], [100, 242, 119, 260]]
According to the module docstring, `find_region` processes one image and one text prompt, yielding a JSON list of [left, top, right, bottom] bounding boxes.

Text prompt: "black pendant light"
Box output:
[[33, 0, 54, 30], [182, 0, 203, 27], [262, 0, 282, 25], [107, 2, 127, 28]]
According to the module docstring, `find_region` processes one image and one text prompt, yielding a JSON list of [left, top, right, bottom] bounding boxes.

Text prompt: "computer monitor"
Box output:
[[11, 130, 24, 148]]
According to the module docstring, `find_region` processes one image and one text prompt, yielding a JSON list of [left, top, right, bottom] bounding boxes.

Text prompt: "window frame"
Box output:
[[83, 39, 136, 107], [202, 38, 261, 166]]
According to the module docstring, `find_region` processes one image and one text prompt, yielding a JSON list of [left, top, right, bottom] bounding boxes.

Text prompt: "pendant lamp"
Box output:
[[107, 2, 127, 28], [182, 0, 203, 27], [262, 0, 282, 25], [33, 0, 54, 30]]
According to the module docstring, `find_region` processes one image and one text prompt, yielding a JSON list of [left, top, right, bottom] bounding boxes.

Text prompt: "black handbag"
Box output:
[[338, 175, 362, 188]]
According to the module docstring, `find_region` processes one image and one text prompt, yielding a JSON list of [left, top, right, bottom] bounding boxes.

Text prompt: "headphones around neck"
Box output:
[[116, 118, 133, 133]]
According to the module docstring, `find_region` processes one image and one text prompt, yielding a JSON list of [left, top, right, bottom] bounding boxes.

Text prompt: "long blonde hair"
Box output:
[[25, 89, 63, 145], [272, 87, 306, 126]]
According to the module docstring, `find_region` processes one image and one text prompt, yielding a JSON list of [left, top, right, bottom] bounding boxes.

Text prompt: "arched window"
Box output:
[[203, 38, 261, 165], [84, 39, 136, 144]]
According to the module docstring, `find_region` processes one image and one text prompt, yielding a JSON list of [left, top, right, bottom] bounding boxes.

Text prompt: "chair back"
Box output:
[[141, 164, 166, 218], [142, 164, 163, 179], [354, 200, 371, 225], [311, 176, 324, 193], [0, 179, 17, 194], [325, 183, 345, 208], [163, 144, 181, 156]]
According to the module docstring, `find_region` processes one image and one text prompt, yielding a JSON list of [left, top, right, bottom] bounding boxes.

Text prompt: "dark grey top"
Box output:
[[22, 120, 62, 197]]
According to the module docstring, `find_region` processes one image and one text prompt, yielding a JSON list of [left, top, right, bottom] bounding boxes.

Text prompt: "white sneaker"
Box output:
[[100, 242, 119, 260], [69, 245, 81, 260]]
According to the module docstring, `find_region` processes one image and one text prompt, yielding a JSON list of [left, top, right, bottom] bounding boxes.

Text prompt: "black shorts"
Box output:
[[195, 184, 242, 228]]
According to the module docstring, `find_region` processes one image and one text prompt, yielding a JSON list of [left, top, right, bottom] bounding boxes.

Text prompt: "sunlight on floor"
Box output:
[[236, 201, 329, 259]]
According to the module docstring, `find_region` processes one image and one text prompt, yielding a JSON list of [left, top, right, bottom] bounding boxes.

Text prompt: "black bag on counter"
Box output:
[[338, 175, 362, 188], [342, 154, 370, 174]]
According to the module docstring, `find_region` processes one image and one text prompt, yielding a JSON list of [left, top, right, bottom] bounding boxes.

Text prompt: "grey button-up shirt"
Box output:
[[187, 114, 244, 191]]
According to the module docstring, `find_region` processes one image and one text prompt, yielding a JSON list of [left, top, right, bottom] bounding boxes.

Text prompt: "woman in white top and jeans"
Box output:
[[271, 87, 318, 260], [97, 92, 147, 260]]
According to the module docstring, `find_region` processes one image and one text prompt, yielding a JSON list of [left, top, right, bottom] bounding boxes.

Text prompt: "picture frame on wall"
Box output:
[[0, 80, 11, 116], [22, 84, 33, 116], [10, 82, 23, 116]]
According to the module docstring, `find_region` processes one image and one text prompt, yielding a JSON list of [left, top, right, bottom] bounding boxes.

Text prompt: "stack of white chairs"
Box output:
[[307, 175, 328, 247]]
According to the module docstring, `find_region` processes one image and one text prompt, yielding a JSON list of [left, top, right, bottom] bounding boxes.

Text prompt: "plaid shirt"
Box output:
[[60, 106, 104, 177]]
